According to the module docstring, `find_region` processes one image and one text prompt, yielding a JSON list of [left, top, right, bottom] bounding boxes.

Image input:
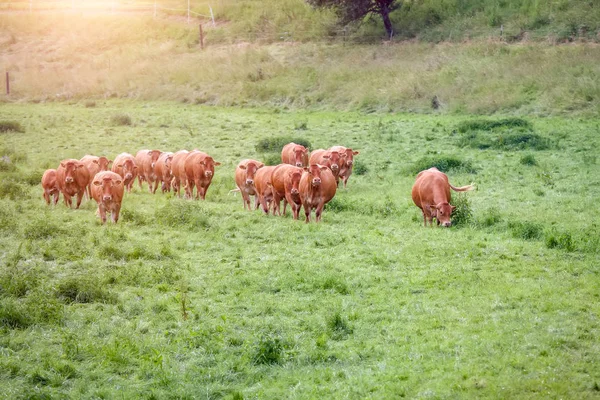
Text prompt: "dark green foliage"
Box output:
[[545, 230, 575, 252], [325, 196, 353, 212], [261, 153, 281, 166], [120, 208, 150, 226], [477, 207, 502, 228], [520, 154, 538, 166], [318, 275, 349, 295], [410, 156, 476, 175], [252, 334, 285, 365], [0, 178, 28, 199], [352, 159, 368, 175], [0, 298, 32, 329], [457, 118, 532, 133], [255, 137, 311, 153], [56, 276, 116, 304], [450, 193, 472, 228], [509, 221, 543, 240], [0, 199, 17, 231], [327, 312, 353, 340], [110, 113, 132, 126], [155, 200, 210, 230], [0, 120, 24, 133]]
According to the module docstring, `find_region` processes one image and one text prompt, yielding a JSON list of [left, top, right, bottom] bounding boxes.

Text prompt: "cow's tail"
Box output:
[[450, 183, 475, 192], [229, 188, 240, 195]]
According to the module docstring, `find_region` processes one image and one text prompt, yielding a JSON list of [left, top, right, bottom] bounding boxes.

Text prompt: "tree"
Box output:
[[307, 0, 401, 39]]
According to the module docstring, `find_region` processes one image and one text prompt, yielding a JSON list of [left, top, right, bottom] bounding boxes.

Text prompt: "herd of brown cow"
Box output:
[[41, 141, 473, 226]]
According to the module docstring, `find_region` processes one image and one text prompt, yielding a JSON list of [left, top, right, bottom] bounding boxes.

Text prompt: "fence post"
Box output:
[[6, 72, 9, 95], [199, 24, 204, 49]]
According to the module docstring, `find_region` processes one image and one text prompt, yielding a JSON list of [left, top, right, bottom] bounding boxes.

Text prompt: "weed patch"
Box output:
[[451, 193, 472, 228], [410, 155, 476, 175], [327, 312, 353, 340], [520, 154, 538, 166], [110, 113, 132, 126], [252, 334, 286, 365], [353, 160, 368, 176], [545, 230, 575, 252], [0, 178, 28, 200], [0, 121, 25, 133], [509, 221, 543, 240], [476, 207, 502, 228], [23, 216, 64, 240], [457, 118, 550, 151]]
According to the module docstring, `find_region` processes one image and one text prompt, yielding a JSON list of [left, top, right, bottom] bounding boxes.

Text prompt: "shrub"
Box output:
[[352, 160, 368, 176], [255, 137, 311, 153], [0, 121, 24, 133], [509, 221, 543, 240], [110, 113, 132, 126], [252, 334, 285, 365], [520, 154, 538, 166], [545, 230, 575, 252], [410, 155, 476, 175], [451, 193, 472, 228]]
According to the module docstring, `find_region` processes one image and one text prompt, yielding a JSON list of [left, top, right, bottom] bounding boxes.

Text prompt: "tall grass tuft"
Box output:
[[56, 276, 117, 304], [327, 312, 353, 340], [0, 121, 24, 133], [509, 220, 543, 240], [410, 156, 476, 175], [451, 193, 472, 228], [252, 334, 286, 365], [110, 113, 132, 126]]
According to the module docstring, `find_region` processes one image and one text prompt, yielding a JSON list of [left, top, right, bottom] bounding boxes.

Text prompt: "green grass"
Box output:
[[0, 101, 599, 398]]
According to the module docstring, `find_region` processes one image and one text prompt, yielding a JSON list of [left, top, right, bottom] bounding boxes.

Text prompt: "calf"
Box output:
[[56, 159, 90, 209], [329, 146, 359, 188], [41, 169, 60, 205], [411, 167, 474, 227], [112, 153, 138, 193], [254, 166, 278, 214], [171, 150, 190, 197], [271, 164, 303, 219], [135, 149, 162, 193], [184, 150, 221, 200], [154, 152, 174, 194], [309, 149, 344, 182], [234, 159, 264, 210], [91, 171, 124, 224], [281, 142, 309, 168], [299, 164, 337, 223], [80, 155, 112, 199]]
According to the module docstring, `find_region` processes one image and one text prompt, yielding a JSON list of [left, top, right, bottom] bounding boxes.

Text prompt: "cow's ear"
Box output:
[[341, 153, 348, 158], [239, 165, 247, 170], [60, 162, 66, 168], [147, 151, 154, 156], [258, 163, 264, 168], [199, 161, 206, 166], [116, 164, 123, 168], [77, 164, 86, 169], [322, 154, 330, 159], [93, 181, 101, 186], [115, 180, 123, 186], [353, 151, 360, 155], [93, 159, 99, 164], [319, 165, 328, 171], [303, 167, 309, 172], [450, 205, 456, 212], [133, 165, 138, 170], [214, 162, 221, 166]]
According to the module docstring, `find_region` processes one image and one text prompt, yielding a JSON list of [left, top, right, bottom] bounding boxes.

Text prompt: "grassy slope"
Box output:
[[0, 101, 599, 398]]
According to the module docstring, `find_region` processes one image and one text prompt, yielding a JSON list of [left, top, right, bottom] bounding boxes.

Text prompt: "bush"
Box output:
[[520, 154, 538, 166], [0, 120, 24, 133], [255, 137, 311, 153], [110, 113, 132, 126], [410, 155, 476, 175], [450, 193, 472, 227], [509, 221, 543, 240]]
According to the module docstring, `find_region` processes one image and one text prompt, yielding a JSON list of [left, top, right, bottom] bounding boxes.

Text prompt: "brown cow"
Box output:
[[41, 169, 60, 205], [135, 149, 162, 193], [234, 159, 264, 210], [299, 164, 337, 223], [270, 164, 303, 219], [171, 150, 190, 198], [411, 167, 474, 227], [111, 153, 138, 193], [80, 155, 112, 199], [309, 149, 345, 181], [329, 146, 359, 188], [254, 166, 278, 214], [281, 142, 309, 168], [183, 151, 221, 200], [56, 159, 90, 209], [91, 171, 124, 224], [154, 152, 174, 194]]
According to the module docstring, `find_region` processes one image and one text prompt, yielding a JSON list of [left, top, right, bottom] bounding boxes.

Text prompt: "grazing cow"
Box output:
[[281, 142, 309, 168], [171, 150, 190, 197], [271, 164, 303, 219], [253, 166, 278, 214], [80, 155, 112, 199], [56, 159, 90, 209], [299, 164, 337, 223], [112, 153, 138, 193], [411, 167, 474, 227], [41, 169, 60, 205], [154, 152, 174, 194], [329, 146, 359, 188], [91, 171, 124, 224], [183, 151, 221, 200], [234, 159, 264, 210], [135, 149, 162, 193], [309, 149, 345, 181]]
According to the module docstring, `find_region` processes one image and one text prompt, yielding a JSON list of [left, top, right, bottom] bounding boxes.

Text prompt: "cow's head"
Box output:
[[148, 150, 162, 169], [288, 170, 302, 195], [293, 145, 308, 167], [93, 176, 122, 201], [117, 159, 137, 180], [60, 161, 86, 183], [322, 150, 343, 172], [343, 148, 359, 167], [199, 157, 221, 178], [431, 202, 456, 227], [304, 164, 328, 187], [239, 161, 263, 186], [94, 156, 112, 171]]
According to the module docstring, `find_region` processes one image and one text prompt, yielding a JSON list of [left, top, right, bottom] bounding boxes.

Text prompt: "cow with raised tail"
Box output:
[[56, 159, 90, 209], [299, 164, 337, 223], [411, 167, 475, 227], [111, 153, 138, 193], [281, 142, 309, 168], [329, 146, 359, 188], [135, 149, 162, 193], [234, 159, 264, 210], [91, 171, 124, 224], [184, 150, 221, 200], [41, 169, 60, 205], [270, 164, 303, 219]]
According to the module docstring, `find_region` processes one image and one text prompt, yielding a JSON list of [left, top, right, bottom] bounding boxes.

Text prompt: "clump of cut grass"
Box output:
[[451, 193, 472, 228], [110, 113, 132, 126], [520, 154, 538, 166], [508, 220, 543, 240], [410, 155, 476, 175], [0, 121, 24, 133], [56, 276, 116, 304], [252, 334, 286, 365], [255, 137, 311, 153], [457, 118, 532, 133]]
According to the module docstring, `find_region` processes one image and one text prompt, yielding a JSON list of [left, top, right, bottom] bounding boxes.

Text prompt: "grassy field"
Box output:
[[0, 101, 599, 398]]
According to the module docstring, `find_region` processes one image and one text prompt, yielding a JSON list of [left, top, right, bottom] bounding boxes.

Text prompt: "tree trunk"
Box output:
[[380, 5, 394, 39]]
